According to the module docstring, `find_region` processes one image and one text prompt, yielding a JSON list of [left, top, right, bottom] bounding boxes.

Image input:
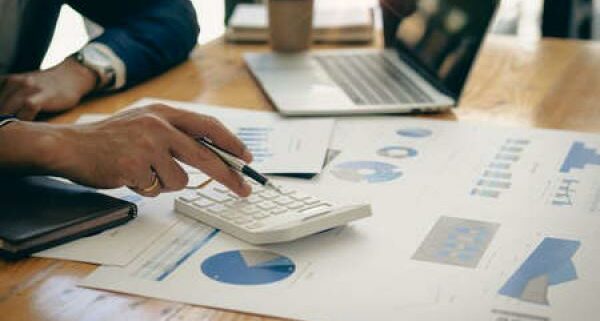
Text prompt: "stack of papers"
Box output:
[[37, 98, 600, 321], [226, 4, 374, 43], [79, 115, 600, 321]]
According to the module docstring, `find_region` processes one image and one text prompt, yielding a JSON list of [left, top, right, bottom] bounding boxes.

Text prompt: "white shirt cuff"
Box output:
[[85, 42, 127, 90]]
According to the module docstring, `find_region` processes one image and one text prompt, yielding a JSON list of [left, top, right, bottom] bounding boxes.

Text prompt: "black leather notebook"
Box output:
[[0, 176, 137, 259]]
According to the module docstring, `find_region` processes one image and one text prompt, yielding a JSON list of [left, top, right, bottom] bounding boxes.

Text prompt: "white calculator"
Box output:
[[174, 181, 371, 244]]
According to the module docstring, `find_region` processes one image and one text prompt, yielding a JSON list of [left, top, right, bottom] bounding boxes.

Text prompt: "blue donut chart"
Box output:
[[377, 146, 418, 159]]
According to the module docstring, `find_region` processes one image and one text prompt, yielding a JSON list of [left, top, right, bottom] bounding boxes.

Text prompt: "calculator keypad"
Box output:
[[177, 182, 333, 230]]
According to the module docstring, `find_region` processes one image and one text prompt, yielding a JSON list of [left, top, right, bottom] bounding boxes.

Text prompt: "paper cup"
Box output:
[[268, 0, 314, 52]]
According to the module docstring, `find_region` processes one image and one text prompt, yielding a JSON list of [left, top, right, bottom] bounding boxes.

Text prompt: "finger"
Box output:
[[0, 75, 37, 108], [0, 81, 21, 112], [152, 155, 189, 192], [0, 90, 28, 116], [1, 85, 40, 118], [168, 128, 252, 197], [151, 105, 252, 163], [15, 93, 44, 121], [129, 168, 162, 197], [124, 165, 161, 198]]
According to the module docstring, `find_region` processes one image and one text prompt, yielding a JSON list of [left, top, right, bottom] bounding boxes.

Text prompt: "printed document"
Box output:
[[82, 117, 600, 321]]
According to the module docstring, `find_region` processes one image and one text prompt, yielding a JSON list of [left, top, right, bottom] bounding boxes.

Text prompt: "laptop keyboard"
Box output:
[[314, 53, 434, 105]]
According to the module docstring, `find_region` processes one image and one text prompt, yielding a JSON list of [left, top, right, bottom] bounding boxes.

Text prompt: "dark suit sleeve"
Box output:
[[67, 0, 200, 88]]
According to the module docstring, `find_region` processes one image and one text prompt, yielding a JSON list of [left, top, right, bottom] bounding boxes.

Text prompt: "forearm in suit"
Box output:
[[67, 0, 200, 89]]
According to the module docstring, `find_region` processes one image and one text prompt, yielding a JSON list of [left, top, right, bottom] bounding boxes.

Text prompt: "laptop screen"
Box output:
[[382, 0, 498, 99]]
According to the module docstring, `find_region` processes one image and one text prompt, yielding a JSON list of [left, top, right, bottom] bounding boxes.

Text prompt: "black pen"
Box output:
[[197, 138, 281, 192]]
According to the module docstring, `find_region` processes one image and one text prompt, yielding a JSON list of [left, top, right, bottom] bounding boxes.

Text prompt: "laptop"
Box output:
[[244, 0, 499, 116]]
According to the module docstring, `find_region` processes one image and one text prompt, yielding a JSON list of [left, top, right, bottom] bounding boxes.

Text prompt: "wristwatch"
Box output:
[[72, 45, 117, 91]]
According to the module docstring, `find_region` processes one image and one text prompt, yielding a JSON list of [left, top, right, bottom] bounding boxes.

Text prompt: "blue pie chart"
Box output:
[[201, 250, 295, 285]]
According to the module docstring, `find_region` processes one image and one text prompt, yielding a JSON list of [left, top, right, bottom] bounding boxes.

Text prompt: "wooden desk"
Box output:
[[1, 35, 599, 321]]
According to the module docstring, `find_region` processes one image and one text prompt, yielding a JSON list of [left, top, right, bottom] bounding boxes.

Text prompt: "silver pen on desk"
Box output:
[[197, 137, 281, 192]]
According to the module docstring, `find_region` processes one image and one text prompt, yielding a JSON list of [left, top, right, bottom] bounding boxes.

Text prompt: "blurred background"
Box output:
[[42, 0, 600, 69]]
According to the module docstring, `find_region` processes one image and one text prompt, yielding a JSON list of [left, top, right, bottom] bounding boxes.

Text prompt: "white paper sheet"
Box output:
[[77, 98, 335, 175], [81, 117, 600, 321]]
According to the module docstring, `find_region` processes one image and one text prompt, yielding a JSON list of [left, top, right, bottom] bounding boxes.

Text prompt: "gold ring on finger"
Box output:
[[140, 173, 161, 193]]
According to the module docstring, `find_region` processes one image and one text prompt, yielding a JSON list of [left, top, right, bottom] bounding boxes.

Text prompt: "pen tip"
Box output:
[[266, 181, 282, 193]]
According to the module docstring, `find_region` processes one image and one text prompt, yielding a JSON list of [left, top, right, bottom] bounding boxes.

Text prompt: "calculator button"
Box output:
[[198, 190, 233, 203], [257, 201, 277, 210], [286, 201, 305, 210], [227, 192, 240, 198], [178, 193, 199, 203], [260, 190, 279, 199], [299, 204, 332, 215], [193, 198, 213, 207], [270, 207, 287, 215], [229, 199, 251, 207], [302, 197, 320, 205], [206, 204, 228, 214], [241, 205, 259, 214], [246, 222, 265, 230], [290, 193, 311, 201], [274, 196, 294, 206], [213, 185, 229, 193], [246, 195, 262, 204], [276, 186, 295, 195], [252, 212, 270, 220], [252, 186, 266, 194], [301, 206, 332, 217], [221, 199, 237, 207]]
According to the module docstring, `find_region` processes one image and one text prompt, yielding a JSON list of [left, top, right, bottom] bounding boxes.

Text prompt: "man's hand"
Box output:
[[0, 104, 253, 197], [0, 58, 96, 120]]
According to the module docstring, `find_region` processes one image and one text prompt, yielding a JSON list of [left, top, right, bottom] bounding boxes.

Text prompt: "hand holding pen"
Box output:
[[197, 137, 281, 193]]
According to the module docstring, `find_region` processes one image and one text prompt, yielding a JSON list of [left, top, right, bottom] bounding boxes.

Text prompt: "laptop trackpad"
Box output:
[[255, 70, 354, 110]]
